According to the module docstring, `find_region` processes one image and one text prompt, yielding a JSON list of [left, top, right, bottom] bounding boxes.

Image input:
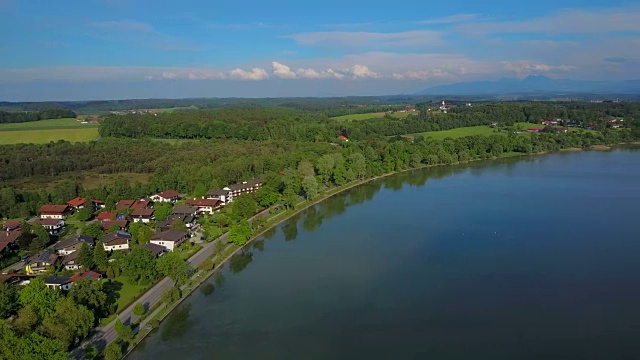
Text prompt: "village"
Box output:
[[0, 178, 263, 291]]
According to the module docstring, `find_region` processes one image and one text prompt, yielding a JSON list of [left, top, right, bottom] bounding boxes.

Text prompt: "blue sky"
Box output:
[[0, 0, 639, 100]]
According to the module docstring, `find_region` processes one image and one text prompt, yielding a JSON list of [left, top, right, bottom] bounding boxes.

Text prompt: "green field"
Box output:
[[0, 118, 99, 144], [331, 112, 386, 121], [407, 126, 503, 140]]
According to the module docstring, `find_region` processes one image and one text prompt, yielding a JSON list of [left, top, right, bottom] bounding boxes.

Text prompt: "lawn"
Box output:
[[406, 126, 504, 140], [106, 275, 149, 313], [0, 128, 99, 144]]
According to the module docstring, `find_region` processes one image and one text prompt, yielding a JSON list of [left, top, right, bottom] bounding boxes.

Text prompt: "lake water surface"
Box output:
[[130, 148, 640, 360]]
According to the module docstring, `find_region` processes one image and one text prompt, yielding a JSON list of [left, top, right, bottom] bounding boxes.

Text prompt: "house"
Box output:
[[149, 230, 188, 251], [0, 231, 20, 257], [44, 276, 73, 291], [33, 218, 65, 236], [157, 214, 196, 232], [97, 212, 116, 221], [61, 251, 81, 270], [131, 208, 155, 223], [93, 200, 106, 209], [67, 197, 86, 210], [172, 206, 198, 217], [100, 219, 129, 231], [150, 189, 180, 203], [186, 198, 223, 215], [54, 235, 95, 255], [116, 199, 151, 210], [337, 135, 349, 142], [69, 270, 102, 283], [527, 128, 544, 132], [3, 220, 22, 232], [39, 204, 72, 219], [225, 178, 263, 198], [205, 189, 233, 205], [102, 231, 132, 251], [141, 243, 166, 257], [0, 273, 33, 286], [25, 251, 60, 274]]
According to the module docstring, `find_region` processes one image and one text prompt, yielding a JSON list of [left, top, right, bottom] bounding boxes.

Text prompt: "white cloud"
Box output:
[[271, 62, 297, 79], [161, 71, 177, 79], [284, 30, 443, 49], [501, 62, 576, 77], [229, 67, 269, 80], [350, 64, 380, 79]]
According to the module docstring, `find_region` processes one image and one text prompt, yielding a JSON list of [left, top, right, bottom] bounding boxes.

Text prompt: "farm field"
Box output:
[[406, 126, 503, 140], [0, 118, 99, 144], [331, 110, 418, 121]]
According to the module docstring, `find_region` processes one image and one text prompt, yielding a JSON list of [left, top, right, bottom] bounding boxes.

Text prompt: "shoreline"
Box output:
[[124, 142, 638, 356]]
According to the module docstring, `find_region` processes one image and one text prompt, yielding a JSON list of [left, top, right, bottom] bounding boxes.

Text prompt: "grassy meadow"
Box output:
[[406, 126, 503, 140], [0, 118, 99, 144]]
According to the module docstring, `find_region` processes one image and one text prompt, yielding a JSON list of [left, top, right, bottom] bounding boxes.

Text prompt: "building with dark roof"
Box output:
[[44, 276, 73, 291], [102, 231, 132, 251], [150, 230, 188, 251], [141, 243, 166, 257], [55, 235, 95, 255]]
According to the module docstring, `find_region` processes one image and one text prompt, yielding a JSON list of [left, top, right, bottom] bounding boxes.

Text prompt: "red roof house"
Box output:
[[67, 197, 86, 209], [337, 135, 349, 141], [70, 271, 102, 283], [97, 212, 116, 221], [150, 190, 180, 203], [39, 205, 72, 219], [186, 198, 222, 215], [3, 220, 22, 231]]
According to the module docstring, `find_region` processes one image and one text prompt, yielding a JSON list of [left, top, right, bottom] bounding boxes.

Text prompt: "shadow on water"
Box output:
[[199, 282, 215, 297], [160, 303, 194, 341]]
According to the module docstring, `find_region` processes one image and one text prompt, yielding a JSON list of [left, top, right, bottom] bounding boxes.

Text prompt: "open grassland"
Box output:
[[0, 118, 98, 131], [406, 126, 504, 140], [0, 128, 99, 145], [331, 112, 386, 121], [0, 118, 99, 144], [331, 110, 419, 121]]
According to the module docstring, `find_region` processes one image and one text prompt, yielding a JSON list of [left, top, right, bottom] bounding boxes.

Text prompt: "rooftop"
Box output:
[[55, 235, 95, 250], [157, 189, 180, 198], [39, 204, 70, 214], [131, 208, 155, 216], [141, 243, 166, 256], [150, 229, 188, 242], [0, 231, 21, 244], [67, 197, 86, 207], [44, 276, 72, 285], [172, 206, 198, 215], [70, 271, 102, 282], [186, 198, 221, 207]]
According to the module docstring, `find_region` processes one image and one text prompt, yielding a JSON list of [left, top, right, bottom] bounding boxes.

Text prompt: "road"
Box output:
[[73, 208, 269, 358]]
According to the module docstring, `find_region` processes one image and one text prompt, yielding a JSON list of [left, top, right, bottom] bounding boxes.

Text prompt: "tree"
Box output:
[[77, 243, 95, 270], [133, 303, 146, 316], [19, 277, 61, 319], [13, 305, 39, 333], [316, 154, 335, 183], [0, 283, 18, 319], [154, 202, 173, 221], [31, 223, 50, 245], [114, 318, 133, 344], [0, 320, 69, 360], [69, 278, 109, 319], [103, 342, 123, 360], [301, 175, 319, 200], [121, 247, 158, 285], [211, 213, 231, 229], [85, 344, 99, 360], [170, 218, 187, 232], [75, 208, 92, 222], [228, 220, 252, 246], [157, 251, 191, 286], [229, 195, 258, 222], [93, 241, 108, 271], [42, 297, 94, 347], [347, 152, 367, 179], [82, 223, 103, 239], [283, 191, 298, 210], [297, 160, 315, 178], [255, 187, 280, 207]]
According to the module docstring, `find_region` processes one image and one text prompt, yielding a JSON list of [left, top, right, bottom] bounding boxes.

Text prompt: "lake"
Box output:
[[129, 148, 640, 360]]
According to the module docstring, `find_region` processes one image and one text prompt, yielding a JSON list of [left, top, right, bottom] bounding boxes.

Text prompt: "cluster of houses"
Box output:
[[1, 177, 264, 278]]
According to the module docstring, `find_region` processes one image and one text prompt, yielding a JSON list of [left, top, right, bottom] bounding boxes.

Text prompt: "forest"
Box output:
[[0, 109, 77, 124]]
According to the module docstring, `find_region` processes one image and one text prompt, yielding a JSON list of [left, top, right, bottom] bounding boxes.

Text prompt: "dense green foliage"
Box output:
[[0, 109, 76, 124]]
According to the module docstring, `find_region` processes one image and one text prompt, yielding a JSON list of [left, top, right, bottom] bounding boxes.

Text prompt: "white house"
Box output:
[[150, 189, 180, 203], [34, 218, 65, 236], [102, 231, 132, 251], [44, 276, 73, 291], [205, 189, 233, 205], [131, 208, 155, 223], [54, 235, 95, 256], [150, 230, 188, 251], [38, 205, 72, 219], [186, 198, 222, 215]]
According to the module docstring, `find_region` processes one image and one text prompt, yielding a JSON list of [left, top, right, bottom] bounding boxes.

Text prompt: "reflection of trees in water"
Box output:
[[199, 282, 215, 297], [252, 239, 265, 252], [283, 221, 298, 241], [261, 226, 277, 239], [160, 303, 193, 341], [213, 272, 225, 287], [229, 251, 253, 274], [302, 206, 323, 232]]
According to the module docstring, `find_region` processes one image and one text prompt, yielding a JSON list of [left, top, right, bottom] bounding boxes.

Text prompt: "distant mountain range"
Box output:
[[417, 75, 640, 96]]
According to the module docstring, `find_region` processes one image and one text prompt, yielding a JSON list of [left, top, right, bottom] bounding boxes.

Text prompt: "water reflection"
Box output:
[[228, 251, 253, 274], [282, 221, 298, 241], [160, 304, 193, 341], [199, 283, 215, 297], [252, 239, 265, 252]]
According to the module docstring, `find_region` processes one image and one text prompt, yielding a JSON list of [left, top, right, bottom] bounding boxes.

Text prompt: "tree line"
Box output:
[[0, 109, 77, 124]]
